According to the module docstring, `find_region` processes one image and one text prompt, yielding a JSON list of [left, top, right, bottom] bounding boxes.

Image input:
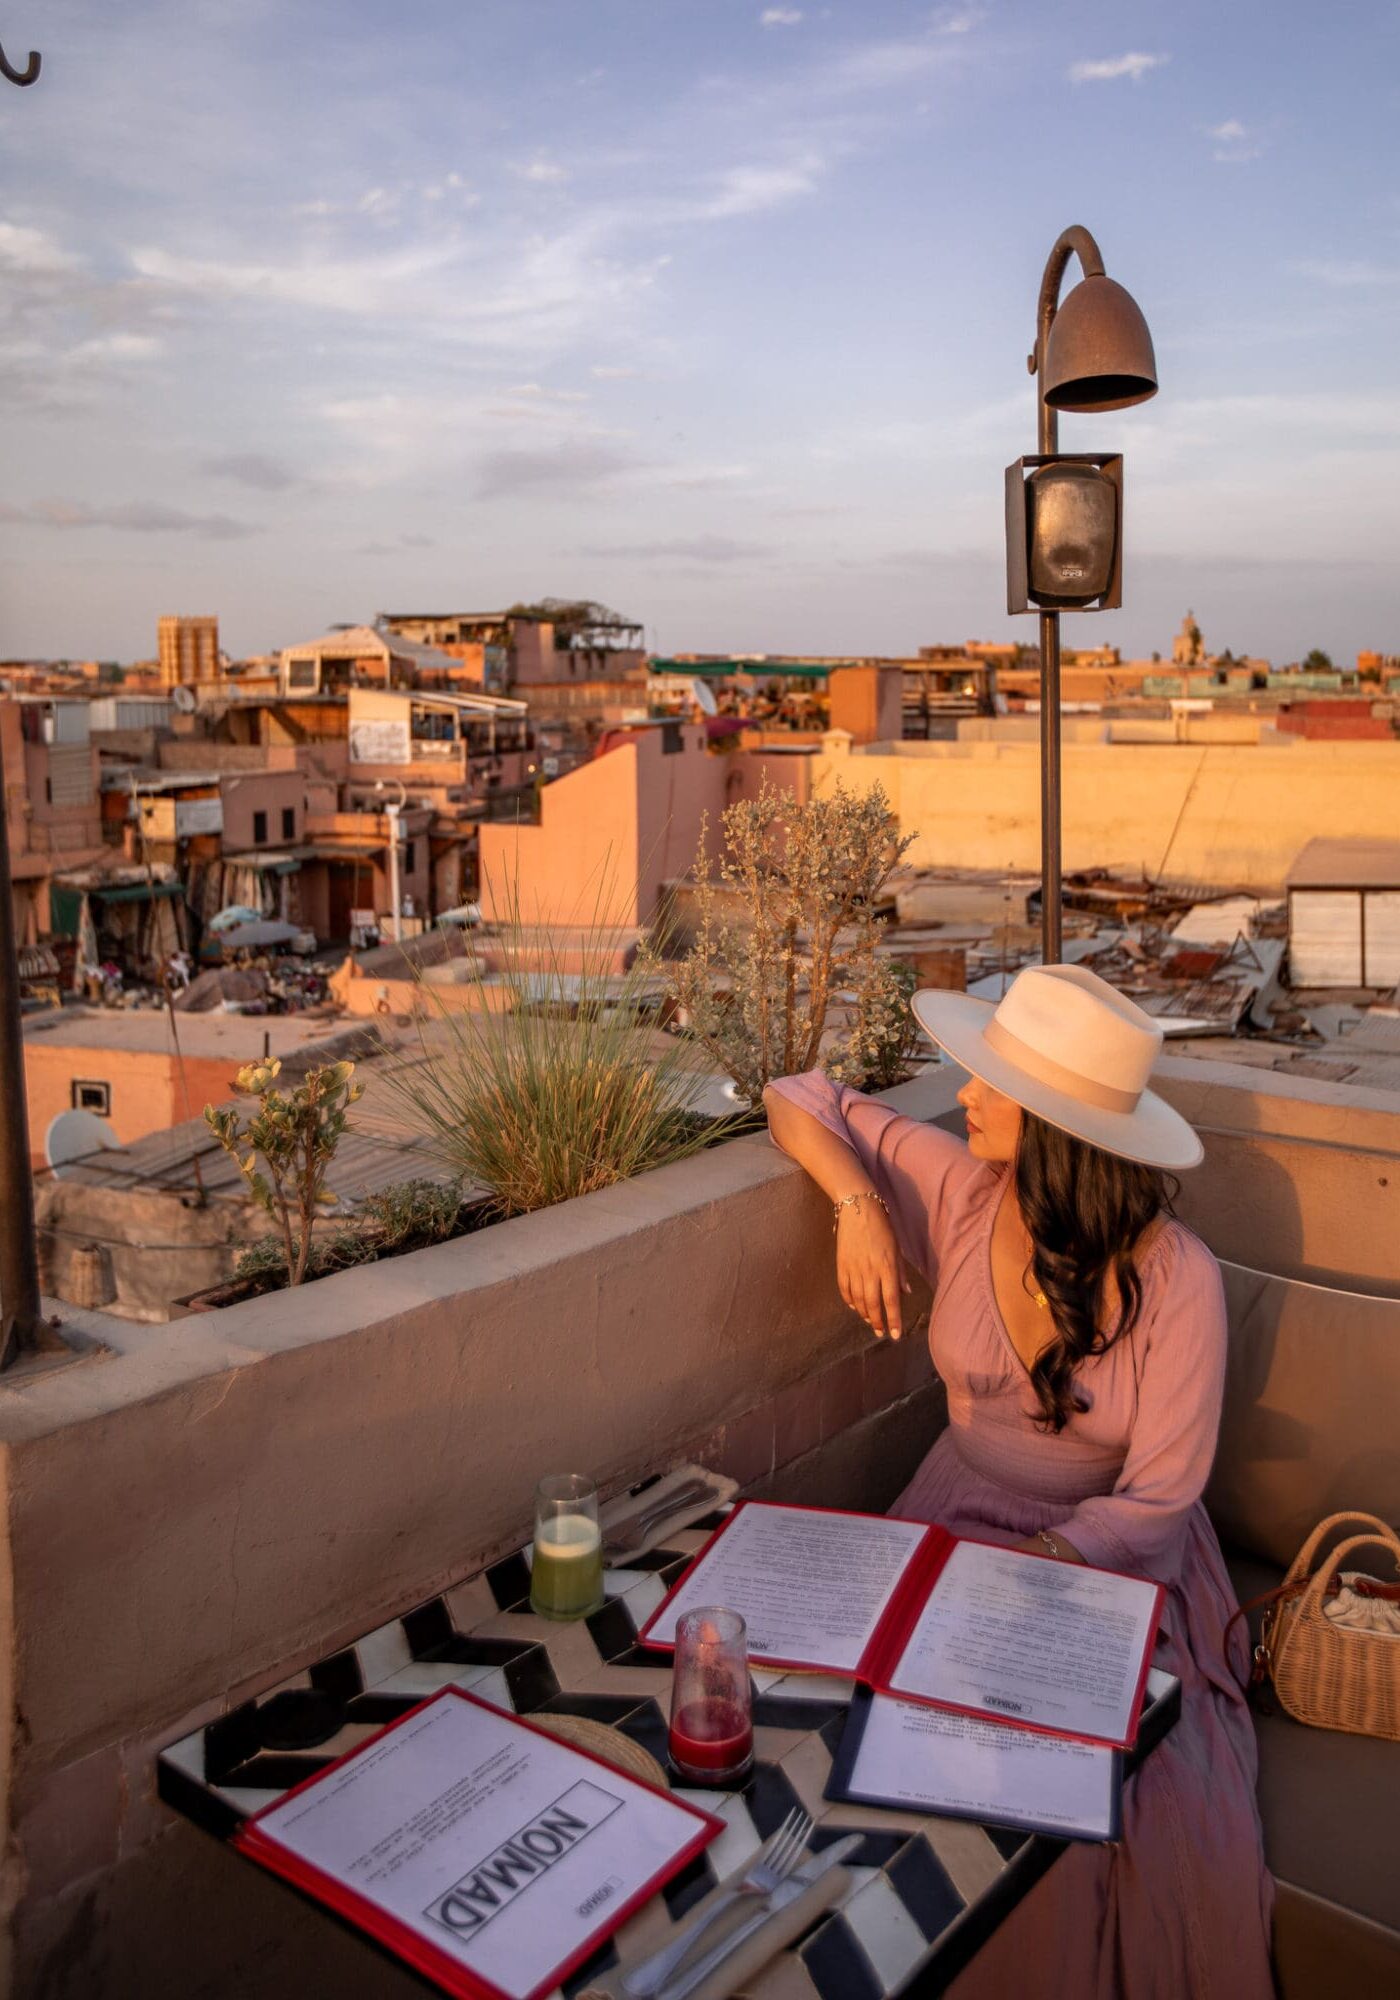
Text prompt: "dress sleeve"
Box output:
[[763, 1069, 981, 1285], [1055, 1231, 1227, 1586]]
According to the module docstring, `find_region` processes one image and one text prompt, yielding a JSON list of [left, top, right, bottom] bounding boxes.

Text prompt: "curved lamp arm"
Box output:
[[0, 37, 40, 86], [1027, 225, 1105, 453]]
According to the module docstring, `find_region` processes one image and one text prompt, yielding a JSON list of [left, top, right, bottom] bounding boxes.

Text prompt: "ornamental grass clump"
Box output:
[[378, 891, 740, 1216], [659, 779, 917, 1104]]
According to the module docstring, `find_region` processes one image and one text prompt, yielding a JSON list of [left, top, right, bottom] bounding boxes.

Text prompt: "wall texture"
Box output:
[[816, 737, 1400, 891]]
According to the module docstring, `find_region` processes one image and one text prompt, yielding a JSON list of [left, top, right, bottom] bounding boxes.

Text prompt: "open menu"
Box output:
[[639, 1502, 1164, 1751], [826, 1669, 1179, 1843], [234, 1687, 721, 2000]]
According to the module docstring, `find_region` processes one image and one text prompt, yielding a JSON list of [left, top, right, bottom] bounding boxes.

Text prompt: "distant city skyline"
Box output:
[[0, 0, 1396, 663]]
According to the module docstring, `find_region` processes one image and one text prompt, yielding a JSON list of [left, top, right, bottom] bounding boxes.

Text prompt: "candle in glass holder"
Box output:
[[668, 1607, 753, 1785], [530, 1474, 605, 1621]]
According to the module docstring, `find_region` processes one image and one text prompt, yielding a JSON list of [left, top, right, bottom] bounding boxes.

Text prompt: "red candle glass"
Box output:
[[668, 1607, 754, 1785]]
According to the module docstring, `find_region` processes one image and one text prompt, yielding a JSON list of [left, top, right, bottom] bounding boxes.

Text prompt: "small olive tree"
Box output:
[[205, 1058, 363, 1287], [659, 779, 917, 1104]]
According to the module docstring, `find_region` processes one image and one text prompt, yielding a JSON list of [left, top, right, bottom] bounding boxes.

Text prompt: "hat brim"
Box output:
[[911, 988, 1204, 1172]]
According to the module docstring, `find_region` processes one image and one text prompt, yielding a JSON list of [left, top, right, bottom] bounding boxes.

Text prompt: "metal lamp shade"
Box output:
[[1042, 275, 1157, 412]]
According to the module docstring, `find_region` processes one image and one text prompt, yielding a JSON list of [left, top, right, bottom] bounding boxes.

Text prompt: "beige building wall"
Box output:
[[816, 737, 1400, 891]]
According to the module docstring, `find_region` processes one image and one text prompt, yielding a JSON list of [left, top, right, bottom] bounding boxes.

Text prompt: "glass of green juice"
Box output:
[[529, 1473, 605, 1621]]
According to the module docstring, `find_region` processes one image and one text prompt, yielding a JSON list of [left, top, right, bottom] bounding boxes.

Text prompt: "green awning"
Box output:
[[92, 880, 185, 906], [650, 658, 832, 680]]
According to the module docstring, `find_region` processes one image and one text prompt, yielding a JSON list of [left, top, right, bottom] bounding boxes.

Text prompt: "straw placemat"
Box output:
[[531, 1714, 670, 1792]]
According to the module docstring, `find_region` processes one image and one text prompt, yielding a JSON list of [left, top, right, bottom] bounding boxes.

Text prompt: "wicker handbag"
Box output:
[[1228, 1511, 1400, 1742]]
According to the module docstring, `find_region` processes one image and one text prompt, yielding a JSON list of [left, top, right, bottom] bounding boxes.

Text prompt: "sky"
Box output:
[[0, 0, 1396, 665]]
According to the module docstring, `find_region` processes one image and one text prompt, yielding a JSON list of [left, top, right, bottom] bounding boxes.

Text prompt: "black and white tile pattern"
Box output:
[[159, 1510, 1179, 2000]]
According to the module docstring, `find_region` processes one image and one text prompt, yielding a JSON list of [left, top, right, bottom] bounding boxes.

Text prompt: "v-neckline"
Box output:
[[979, 1170, 1173, 1386], [983, 1171, 1045, 1385]]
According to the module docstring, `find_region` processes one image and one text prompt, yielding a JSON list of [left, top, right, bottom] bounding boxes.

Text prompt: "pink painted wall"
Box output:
[[219, 771, 305, 852], [479, 729, 815, 930]]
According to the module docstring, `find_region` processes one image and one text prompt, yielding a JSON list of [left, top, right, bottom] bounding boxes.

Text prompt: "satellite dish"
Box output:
[[170, 684, 197, 713], [690, 677, 719, 717], [46, 1109, 124, 1178]]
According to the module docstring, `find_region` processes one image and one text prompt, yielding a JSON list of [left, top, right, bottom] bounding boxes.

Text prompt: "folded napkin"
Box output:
[[578, 1863, 851, 2000], [600, 1465, 737, 1565]]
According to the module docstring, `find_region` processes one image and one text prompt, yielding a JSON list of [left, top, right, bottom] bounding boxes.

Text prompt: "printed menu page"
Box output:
[[888, 1540, 1159, 1744], [642, 1503, 930, 1673], [837, 1693, 1118, 1841], [238, 1690, 716, 2000]]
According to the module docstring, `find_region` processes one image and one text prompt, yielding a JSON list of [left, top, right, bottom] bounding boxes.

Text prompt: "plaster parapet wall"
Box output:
[[816, 738, 1400, 891], [0, 1068, 959, 1799]]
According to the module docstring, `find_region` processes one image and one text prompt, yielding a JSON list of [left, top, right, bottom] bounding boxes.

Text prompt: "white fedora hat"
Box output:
[[911, 964, 1203, 1170]]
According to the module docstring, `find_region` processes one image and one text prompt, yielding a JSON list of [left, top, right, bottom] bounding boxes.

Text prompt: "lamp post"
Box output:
[[376, 779, 406, 942], [0, 24, 44, 1370], [1018, 225, 1157, 963]]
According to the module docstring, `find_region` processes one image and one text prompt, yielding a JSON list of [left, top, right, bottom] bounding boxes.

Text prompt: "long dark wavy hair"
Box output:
[[1014, 1112, 1179, 1433]]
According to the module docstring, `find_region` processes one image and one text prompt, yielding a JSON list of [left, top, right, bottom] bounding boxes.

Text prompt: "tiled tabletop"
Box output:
[[159, 1508, 1179, 2000]]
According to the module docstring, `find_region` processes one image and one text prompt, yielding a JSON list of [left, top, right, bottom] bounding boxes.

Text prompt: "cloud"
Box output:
[[506, 382, 590, 403], [581, 534, 776, 563], [1210, 118, 1263, 163], [0, 223, 80, 274], [591, 364, 639, 379], [474, 437, 647, 499], [400, 532, 434, 548], [1292, 259, 1400, 288], [760, 8, 803, 25], [518, 158, 569, 184], [130, 241, 462, 317], [202, 451, 300, 491], [0, 498, 260, 539], [1068, 53, 1169, 84]]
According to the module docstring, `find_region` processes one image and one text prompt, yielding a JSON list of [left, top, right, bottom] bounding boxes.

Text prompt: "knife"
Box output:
[[654, 1835, 863, 2000]]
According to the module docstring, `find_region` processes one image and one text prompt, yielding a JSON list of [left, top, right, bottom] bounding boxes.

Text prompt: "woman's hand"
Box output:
[[836, 1195, 911, 1340]]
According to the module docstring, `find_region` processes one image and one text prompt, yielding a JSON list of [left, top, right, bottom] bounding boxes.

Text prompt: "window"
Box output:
[[72, 1079, 111, 1115], [281, 806, 296, 840], [661, 722, 683, 755], [404, 840, 416, 874], [252, 810, 268, 845]]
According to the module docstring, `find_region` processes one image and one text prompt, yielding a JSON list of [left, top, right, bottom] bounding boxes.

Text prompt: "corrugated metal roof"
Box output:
[[1286, 838, 1400, 890]]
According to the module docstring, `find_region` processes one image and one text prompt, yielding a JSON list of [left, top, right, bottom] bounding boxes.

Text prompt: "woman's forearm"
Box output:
[[764, 1088, 875, 1204]]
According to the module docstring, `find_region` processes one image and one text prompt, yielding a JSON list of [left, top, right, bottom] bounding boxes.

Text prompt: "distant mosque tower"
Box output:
[[1172, 610, 1205, 668]]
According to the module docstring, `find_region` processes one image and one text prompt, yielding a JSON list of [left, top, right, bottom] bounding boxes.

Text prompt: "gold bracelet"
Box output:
[[1037, 1529, 1064, 1560], [832, 1190, 891, 1233]]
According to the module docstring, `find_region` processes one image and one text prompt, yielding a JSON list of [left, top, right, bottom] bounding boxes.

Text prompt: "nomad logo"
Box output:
[[984, 1696, 1025, 1714], [424, 1781, 622, 1942]]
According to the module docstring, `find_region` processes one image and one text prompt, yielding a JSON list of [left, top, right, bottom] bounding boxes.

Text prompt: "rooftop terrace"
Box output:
[[2, 1054, 1397, 1998]]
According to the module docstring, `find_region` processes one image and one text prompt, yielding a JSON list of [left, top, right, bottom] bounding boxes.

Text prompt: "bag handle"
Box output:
[[1285, 1511, 1398, 1586], [1223, 1526, 1400, 1695], [1297, 1530, 1400, 1616]]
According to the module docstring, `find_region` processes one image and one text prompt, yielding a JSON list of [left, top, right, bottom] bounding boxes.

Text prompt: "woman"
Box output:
[[765, 963, 1274, 2000]]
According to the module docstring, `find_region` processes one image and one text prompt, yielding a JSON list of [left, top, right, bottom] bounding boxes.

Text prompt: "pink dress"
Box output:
[[767, 1071, 1275, 2000]]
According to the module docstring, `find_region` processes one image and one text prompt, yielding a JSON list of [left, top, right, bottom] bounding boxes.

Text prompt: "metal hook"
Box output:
[[0, 38, 41, 86]]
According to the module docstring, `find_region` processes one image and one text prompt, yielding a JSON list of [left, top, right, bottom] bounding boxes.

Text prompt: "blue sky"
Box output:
[[0, 0, 1396, 663]]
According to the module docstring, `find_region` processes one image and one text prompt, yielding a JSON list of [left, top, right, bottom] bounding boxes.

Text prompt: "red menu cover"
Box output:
[[234, 1686, 722, 2000], [638, 1500, 1164, 1752]]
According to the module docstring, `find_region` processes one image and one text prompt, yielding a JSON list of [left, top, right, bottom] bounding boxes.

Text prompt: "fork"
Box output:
[[602, 1478, 714, 1562], [621, 1808, 813, 1997]]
